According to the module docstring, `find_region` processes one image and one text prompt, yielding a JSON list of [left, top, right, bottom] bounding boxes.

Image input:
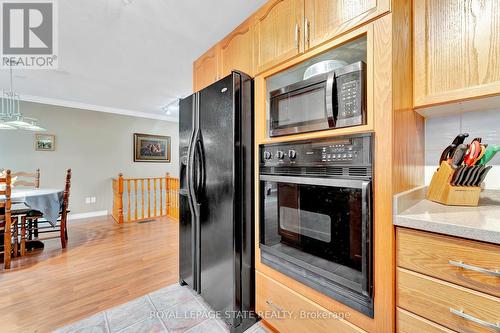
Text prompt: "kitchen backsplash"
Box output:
[[425, 109, 500, 189]]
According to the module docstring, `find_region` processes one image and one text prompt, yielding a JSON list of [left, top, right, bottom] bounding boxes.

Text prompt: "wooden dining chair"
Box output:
[[11, 169, 40, 188], [23, 169, 71, 249], [10, 169, 41, 256], [0, 170, 13, 269]]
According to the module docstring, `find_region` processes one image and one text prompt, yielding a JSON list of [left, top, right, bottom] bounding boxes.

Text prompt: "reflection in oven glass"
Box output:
[[263, 182, 363, 274]]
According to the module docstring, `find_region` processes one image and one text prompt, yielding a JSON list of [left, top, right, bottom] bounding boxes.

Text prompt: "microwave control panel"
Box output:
[[260, 133, 372, 168], [335, 62, 366, 128]]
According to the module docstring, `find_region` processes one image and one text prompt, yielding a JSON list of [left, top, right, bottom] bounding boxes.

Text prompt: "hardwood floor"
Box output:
[[0, 216, 179, 333]]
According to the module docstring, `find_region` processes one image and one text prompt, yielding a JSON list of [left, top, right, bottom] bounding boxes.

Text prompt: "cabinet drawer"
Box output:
[[397, 268, 500, 333], [256, 271, 365, 333], [397, 228, 500, 297], [397, 308, 456, 333]]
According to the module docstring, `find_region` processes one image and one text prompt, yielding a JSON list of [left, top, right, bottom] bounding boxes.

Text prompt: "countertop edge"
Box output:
[[394, 215, 500, 245]]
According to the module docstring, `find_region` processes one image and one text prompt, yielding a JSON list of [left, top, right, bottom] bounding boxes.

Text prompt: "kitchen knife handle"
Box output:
[[439, 144, 456, 166]]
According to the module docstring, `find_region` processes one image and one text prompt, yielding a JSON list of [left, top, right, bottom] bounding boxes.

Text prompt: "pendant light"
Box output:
[[1, 60, 46, 131]]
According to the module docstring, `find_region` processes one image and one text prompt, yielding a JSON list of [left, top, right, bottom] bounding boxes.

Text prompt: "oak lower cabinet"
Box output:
[[193, 45, 219, 92], [253, 0, 305, 74], [396, 228, 500, 333], [256, 271, 366, 333], [219, 19, 254, 77], [413, 0, 500, 108], [304, 0, 389, 50]]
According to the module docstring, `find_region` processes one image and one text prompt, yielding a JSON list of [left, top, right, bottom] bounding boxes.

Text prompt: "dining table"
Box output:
[[1, 188, 64, 224], [0, 188, 64, 250]]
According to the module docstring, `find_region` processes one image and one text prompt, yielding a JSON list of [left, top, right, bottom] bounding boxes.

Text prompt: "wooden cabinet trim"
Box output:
[[220, 27, 251, 50], [257, 0, 287, 22]]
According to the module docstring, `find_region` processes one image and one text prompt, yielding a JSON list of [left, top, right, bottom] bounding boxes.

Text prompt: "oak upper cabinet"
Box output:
[[414, 0, 500, 108], [193, 45, 219, 92], [220, 19, 254, 77], [253, 0, 305, 74], [304, 0, 389, 50]]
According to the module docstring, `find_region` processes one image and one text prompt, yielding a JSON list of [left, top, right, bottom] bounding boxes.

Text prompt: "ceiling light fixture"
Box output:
[[0, 121, 16, 130], [1, 59, 46, 131], [162, 100, 179, 117]]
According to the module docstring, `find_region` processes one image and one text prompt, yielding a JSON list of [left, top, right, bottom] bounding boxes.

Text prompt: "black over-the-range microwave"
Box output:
[[269, 61, 366, 137]]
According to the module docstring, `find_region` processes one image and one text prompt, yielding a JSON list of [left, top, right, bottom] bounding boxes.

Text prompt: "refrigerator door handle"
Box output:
[[194, 136, 206, 200], [186, 94, 199, 292]]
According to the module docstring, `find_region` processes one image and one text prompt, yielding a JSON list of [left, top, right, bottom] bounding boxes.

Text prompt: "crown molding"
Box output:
[[18, 94, 179, 123]]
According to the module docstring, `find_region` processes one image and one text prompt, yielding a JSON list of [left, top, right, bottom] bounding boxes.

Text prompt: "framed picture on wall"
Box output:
[[35, 134, 56, 151], [134, 133, 171, 163]]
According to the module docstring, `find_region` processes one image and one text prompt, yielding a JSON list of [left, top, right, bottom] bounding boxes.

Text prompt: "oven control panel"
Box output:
[[260, 133, 372, 167]]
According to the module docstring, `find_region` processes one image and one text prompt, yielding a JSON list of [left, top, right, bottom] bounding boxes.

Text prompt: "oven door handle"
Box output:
[[259, 175, 366, 189], [325, 71, 337, 127], [361, 180, 372, 297]]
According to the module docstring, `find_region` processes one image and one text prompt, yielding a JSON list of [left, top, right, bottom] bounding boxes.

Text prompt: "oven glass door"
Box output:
[[260, 175, 371, 294], [269, 80, 334, 137]]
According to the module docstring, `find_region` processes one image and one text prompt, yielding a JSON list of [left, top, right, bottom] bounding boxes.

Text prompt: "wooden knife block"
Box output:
[[427, 162, 481, 206]]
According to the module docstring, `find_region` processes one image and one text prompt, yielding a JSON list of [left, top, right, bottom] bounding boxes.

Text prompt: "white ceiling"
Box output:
[[0, 0, 267, 121]]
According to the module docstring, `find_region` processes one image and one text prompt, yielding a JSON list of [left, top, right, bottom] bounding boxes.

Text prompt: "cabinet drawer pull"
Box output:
[[449, 260, 500, 277], [266, 299, 285, 313], [450, 308, 500, 331], [304, 18, 310, 49], [294, 23, 299, 50]]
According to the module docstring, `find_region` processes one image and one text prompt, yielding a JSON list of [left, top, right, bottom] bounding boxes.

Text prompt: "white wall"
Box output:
[[0, 101, 179, 214], [425, 109, 500, 189]]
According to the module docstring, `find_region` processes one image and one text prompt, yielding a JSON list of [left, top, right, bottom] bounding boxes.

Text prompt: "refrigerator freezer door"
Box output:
[[179, 94, 196, 289], [198, 74, 240, 326]]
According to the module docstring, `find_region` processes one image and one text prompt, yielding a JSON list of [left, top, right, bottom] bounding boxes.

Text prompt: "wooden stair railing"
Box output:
[[112, 173, 179, 223]]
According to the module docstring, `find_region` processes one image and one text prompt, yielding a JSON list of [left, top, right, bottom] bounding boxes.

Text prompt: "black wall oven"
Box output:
[[269, 61, 366, 137], [259, 133, 373, 316]]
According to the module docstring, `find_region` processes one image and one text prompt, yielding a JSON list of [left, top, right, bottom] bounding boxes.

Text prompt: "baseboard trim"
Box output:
[[68, 210, 109, 221]]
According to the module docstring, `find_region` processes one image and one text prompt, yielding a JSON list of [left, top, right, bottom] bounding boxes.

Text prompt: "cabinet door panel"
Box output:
[[414, 0, 500, 107], [254, 0, 304, 74], [220, 20, 254, 77], [305, 0, 389, 49], [193, 45, 219, 92]]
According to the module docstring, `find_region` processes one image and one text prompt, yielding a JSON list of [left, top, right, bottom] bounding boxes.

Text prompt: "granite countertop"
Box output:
[[393, 186, 500, 244]]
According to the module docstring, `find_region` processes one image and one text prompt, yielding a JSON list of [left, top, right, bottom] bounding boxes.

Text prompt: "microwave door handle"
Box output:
[[325, 71, 336, 127], [361, 180, 372, 297]]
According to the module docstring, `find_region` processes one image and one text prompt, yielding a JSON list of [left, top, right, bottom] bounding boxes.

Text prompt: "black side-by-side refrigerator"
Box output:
[[179, 71, 255, 333]]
